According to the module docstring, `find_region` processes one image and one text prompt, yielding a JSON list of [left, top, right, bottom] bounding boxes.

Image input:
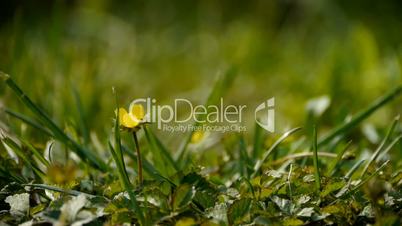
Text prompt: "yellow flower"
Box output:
[[116, 104, 145, 129], [190, 131, 205, 144], [175, 218, 196, 226]]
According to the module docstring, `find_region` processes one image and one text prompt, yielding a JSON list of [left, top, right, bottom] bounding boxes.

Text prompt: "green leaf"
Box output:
[[181, 172, 218, 209], [283, 217, 304, 226], [227, 198, 252, 225], [30, 203, 47, 216], [320, 181, 346, 198], [172, 183, 195, 211]]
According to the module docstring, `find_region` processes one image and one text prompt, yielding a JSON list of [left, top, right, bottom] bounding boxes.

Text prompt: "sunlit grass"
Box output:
[[0, 3, 402, 224], [1, 71, 401, 225]]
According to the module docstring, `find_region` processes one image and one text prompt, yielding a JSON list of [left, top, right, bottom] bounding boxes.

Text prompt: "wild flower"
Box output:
[[115, 103, 146, 185], [116, 104, 145, 130]]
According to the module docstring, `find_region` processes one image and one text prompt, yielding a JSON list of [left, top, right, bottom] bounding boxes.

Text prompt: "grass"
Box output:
[[318, 85, 402, 147], [327, 140, 352, 176], [312, 126, 321, 192], [111, 89, 144, 224], [1, 71, 401, 225], [251, 127, 302, 178], [360, 115, 399, 178], [1, 72, 108, 172]]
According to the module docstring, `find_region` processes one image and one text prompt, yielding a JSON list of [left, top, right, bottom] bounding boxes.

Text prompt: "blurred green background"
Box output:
[[1, 0, 402, 142]]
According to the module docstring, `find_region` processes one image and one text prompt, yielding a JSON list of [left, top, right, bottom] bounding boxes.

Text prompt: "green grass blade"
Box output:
[[312, 126, 321, 191], [109, 142, 145, 224], [0, 127, 50, 168], [252, 127, 302, 177], [122, 145, 177, 186], [271, 152, 337, 166], [1, 72, 108, 172], [0, 167, 26, 184], [112, 91, 125, 169], [5, 108, 52, 137], [337, 160, 389, 199], [175, 68, 237, 165], [238, 136, 249, 178], [287, 163, 293, 200], [344, 159, 365, 180], [72, 86, 90, 145], [112, 89, 145, 224], [143, 126, 179, 172], [23, 183, 97, 198], [20, 139, 50, 167], [143, 128, 168, 176], [328, 140, 353, 176], [318, 85, 402, 147], [252, 123, 264, 159], [376, 134, 402, 162], [1, 136, 45, 179], [109, 141, 138, 190], [360, 116, 399, 178]]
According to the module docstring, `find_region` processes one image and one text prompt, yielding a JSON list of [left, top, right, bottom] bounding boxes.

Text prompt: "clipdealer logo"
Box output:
[[129, 97, 275, 133], [254, 97, 275, 133]]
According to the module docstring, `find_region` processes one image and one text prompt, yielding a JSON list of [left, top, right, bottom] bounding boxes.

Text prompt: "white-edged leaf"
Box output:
[[59, 194, 87, 222], [297, 207, 315, 217], [5, 193, 30, 217]]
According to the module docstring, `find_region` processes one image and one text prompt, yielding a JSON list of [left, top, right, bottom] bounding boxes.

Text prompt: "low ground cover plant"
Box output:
[[0, 71, 401, 225]]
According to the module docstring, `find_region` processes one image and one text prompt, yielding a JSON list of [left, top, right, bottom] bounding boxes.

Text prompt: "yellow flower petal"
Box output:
[[122, 113, 140, 128], [191, 131, 204, 144], [116, 107, 139, 128], [129, 104, 145, 120], [117, 108, 128, 125]]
